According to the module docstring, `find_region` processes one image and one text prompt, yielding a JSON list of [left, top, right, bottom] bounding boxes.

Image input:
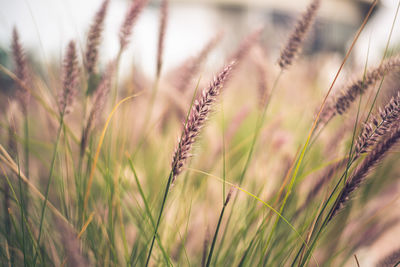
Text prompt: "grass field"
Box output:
[[1, 0, 400, 266]]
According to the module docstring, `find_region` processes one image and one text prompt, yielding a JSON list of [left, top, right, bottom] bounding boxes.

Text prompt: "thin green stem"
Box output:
[[221, 100, 226, 202], [33, 113, 64, 266], [206, 203, 227, 267], [145, 172, 173, 267], [214, 70, 283, 262], [144, 77, 201, 265], [127, 157, 171, 265], [293, 2, 397, 265]]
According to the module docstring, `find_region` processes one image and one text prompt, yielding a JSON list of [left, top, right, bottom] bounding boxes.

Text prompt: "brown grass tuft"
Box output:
[[119, 0, 148, 51], [59, 41, 80, 115], [85, 0, 110, 75], [277, 0, 320, 69], [80, 62, 115, 156], [156, 0, 168, 78], [175, 32, 222, 93], [11, 27, 30, 113], [252, 44, 269, 107]]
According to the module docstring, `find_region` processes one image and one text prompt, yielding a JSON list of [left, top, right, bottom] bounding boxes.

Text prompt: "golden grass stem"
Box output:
[[83, 93, 142, 216]]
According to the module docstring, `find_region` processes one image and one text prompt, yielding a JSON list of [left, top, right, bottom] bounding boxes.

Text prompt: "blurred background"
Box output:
[[0, 0, 399, 78]]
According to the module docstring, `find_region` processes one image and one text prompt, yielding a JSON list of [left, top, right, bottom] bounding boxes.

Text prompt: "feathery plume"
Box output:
[[335, 56, 400, 116], [318, 56, 400, 125], [166, 33, 222, 125], [85, 0, 110, 74], [252, 44, 269, 107], [119, 0, 148, 50], [11, 27, 30, 113], [171, 61, 235, 183], [59, 41, 80, 115], [156, 0, 168, 78], [277, 0, 320, 69], [330, 125, 400, 220], [228, 27, 263, 65], [80, 62, 115, 156], [354, 91, 400, 159], [376, 247, 400, 267], [175, 32, 222, 93], [317, 102, 336, 125]]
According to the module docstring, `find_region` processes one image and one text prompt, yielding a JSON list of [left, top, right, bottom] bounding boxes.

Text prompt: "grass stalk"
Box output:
[[33, 113, 65, 266], [205, 198, 229, 267], [292, 2, 396, 265], [214, 70, 282, 262], [145, 171, 173, 266], [12, 133, 28, 265], [127, 156, 171, 265]]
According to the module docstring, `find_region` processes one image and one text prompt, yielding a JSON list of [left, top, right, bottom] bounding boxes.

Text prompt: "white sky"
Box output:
[[0, 0, 399, 76]]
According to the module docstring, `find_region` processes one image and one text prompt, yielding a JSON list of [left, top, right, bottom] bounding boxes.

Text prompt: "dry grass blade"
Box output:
[[278, 0, 320, 69], [156, 0, 168, 78], [0, 144, 70, 226], [83, 93, 142, 213], [11, 27, 30, 112], [119, 0, 148, 50], [252, 44, 269, 107]]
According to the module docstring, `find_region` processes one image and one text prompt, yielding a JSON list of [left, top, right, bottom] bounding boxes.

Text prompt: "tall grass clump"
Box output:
[[1, 0, 400, 266], [146, 61, 235, 265]]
